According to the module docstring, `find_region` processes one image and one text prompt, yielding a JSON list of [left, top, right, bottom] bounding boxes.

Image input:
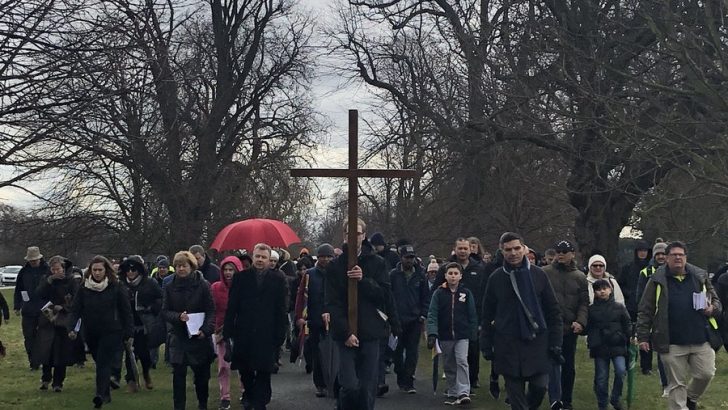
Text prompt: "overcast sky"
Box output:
[[0, 0, 378, 209]]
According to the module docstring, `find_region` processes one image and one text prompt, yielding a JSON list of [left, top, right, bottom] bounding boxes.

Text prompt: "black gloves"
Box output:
[[548, 346, 565, 365], [427, 335, 437, 350]]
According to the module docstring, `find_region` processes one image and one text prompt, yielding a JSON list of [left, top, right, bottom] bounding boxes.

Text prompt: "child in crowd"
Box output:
[[426, 262, 478, 405], [586, 279, 631, 410]]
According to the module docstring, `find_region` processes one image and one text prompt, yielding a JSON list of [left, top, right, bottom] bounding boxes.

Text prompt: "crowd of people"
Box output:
[[1, 221, 726, 410]]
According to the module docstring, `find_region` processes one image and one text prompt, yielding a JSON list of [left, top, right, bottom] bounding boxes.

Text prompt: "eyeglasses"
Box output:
[[591, 264, 605, 268], [557, 250, 572, 254], [667, 253, 685, 258]]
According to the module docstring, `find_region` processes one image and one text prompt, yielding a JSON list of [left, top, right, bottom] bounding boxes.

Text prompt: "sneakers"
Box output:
[[315, 388, 327, 398], [218, 400, 231, 410], [52, 385, 62, 393], [662, 387, 669, 398], [39, 381, 49, 390], [405, 387, 417, 394], [551, 401, 563, 410], [445, 394, 471, 405]]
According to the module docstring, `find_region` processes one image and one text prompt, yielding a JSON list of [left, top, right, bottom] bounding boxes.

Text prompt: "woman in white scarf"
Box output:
[[67, 255, 133, 408]]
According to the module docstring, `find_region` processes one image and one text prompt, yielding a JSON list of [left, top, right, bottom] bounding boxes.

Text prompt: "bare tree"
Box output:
[[1, 0, 320, 249]]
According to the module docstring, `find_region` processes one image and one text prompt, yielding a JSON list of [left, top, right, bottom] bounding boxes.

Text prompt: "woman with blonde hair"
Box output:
[[162, 251, 215, 410], [67, 255, 133, 408]]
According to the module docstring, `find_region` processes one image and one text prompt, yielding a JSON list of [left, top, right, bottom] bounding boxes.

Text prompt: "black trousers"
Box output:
[[21, 315, 40, 366], [393, 321, 421, 388], [87, 332, 122, 401], [560, 332, 578, 404], [41, 364, 67, 387], [504, 373, 549, 410], [468, 338, 480, 384], [172, 362, 210, 410], [304, 326, 326, 389], [239, 367, 272, 410]]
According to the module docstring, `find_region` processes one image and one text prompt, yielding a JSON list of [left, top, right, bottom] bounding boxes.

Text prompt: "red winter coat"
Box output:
[[211, 256, 243, 333]]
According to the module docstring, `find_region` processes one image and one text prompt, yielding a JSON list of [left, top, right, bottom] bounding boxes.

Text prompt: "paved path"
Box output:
[[268, 359, 460, 409]]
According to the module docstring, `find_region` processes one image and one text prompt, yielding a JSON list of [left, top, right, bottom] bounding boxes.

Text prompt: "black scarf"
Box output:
[[505, 257, 547, 341]]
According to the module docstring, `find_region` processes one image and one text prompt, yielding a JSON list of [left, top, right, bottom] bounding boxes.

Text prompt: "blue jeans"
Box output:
[[594, 356, 626, 408]]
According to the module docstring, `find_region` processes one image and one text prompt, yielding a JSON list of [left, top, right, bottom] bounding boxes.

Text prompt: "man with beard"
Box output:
[[224, 243, 288, 410], [390, 244, 429, 393], [435, 238, 487, 389], [295, 243, 336, 397], [480, 232, 562, 410], [636, 241, 669, 391], [542, 240, 589, 410]]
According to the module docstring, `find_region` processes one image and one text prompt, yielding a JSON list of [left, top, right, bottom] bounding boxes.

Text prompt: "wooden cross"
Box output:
[[291, 109, 418, 337]]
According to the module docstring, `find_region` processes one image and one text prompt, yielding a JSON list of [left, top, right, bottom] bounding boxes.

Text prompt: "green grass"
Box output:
[[0, 288, 222, 410], [2, 287, 728, 409]]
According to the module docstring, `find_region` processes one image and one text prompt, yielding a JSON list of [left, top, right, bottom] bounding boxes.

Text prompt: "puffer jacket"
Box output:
[[586, 272, 625, 306], [586, 294, 631, 358], [543, 260, 589, 333], [636, 264, 721, 354]]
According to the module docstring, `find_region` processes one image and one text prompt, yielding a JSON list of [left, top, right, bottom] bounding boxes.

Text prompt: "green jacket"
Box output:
[[636, 264, 721, 353], [543, 261, 589, 333]]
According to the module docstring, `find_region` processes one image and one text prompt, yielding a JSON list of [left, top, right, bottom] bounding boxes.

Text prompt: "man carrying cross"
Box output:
[[325, 217, 393, 410]]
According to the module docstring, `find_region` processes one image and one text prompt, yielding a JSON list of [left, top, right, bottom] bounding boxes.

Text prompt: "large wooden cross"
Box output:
[[291, 109, 418, 337]]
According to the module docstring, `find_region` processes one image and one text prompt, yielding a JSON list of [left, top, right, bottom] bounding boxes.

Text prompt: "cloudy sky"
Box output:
[[0, 0, 379, 209]]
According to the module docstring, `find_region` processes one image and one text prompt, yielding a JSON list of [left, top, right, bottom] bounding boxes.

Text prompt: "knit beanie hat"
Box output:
[[588, 254, 607, 270], [370, 232, 386, 246], [653, 242, 667, 255]]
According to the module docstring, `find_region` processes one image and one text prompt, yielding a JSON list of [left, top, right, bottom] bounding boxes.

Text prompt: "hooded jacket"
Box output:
[[618, 241, 652, 320], [636, 263, 721, 353], [543, 259, 589, 333], [434, 255, 487, 321], [199, 254, 221, 284], [211, 256, 242, 333]]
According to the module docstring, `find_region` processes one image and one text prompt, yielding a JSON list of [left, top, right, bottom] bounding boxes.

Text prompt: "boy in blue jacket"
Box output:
[[427, 262, 478, 405]]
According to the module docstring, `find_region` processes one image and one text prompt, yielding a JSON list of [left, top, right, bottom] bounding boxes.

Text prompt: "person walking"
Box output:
[[480, 232, 563, 410], [211, 256, 244, 410], [224, 243, 288, 410], [14, 246, 51, 369], [543, 240, 589, 410], [586, 279, 631, 410], [427, 262, 478, 405], [67, 255, 133, 408], [618, 240, 651, 322], [35, 255, 78, 392], [390, 244, 429, 394], [295, 243, 336, 397], [119, 255, 163, 391], [636, 241, 721, 410], [325, 218, 392, 410], [636, 241, 669, 385], [162, 251, 216, 410]]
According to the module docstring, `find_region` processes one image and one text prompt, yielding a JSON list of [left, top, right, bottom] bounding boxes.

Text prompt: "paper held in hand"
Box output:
[[186, 313, 205, 338]]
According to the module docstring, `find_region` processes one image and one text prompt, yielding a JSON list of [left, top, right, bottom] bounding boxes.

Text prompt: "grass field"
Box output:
[[1, 288, 727, 409]]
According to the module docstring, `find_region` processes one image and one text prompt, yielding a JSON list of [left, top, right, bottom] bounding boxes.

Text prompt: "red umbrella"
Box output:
[[209, 218, 302, 252]]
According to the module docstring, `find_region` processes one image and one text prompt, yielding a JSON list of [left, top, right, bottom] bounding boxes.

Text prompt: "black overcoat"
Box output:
[[480, 263, 562, 378], [161, 271, 215, 366], [223, 267, 288, 372]]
